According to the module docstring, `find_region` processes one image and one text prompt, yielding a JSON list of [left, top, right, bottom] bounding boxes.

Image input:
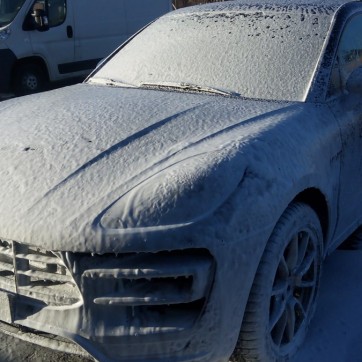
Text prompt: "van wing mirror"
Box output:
[[32, 7, 49, 31], [346, 66, 362, 95], [23, 2, 49, 32]]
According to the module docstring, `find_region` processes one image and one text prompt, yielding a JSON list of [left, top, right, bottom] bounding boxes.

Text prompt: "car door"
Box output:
[[27, 0, 75, 81], [327, 13, 362, 240], [72, 0, 127, 65]]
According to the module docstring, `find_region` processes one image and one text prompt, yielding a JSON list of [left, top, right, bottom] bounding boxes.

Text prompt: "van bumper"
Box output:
[[0, 49, 16, 93]]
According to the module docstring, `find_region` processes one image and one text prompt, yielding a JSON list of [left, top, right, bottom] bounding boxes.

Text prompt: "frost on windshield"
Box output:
[[93, 5, 334, 102]]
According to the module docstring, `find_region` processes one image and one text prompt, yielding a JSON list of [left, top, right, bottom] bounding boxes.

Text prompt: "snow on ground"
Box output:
[[0, 94, 14, 102], [0, 248, 360, 362], [0, 332, 92, 362], [293, 248, 362, 362]]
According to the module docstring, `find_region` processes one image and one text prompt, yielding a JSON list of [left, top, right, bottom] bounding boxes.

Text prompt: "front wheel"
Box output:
[[13, 64, 46, 95], [230, 202, 323, 362]]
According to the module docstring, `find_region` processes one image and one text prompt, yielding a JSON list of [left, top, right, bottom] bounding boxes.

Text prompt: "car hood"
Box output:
[[0, 83, 295, 251]]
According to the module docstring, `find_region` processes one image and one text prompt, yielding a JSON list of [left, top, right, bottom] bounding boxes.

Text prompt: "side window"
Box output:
[[32, 0, 66, 28], [328, 15, 362, 97], [48, 0, 66, 27]]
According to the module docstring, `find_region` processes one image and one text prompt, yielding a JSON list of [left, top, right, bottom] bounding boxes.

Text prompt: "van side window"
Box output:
[[328, 15, 362, 98], [48, 0, 66, 27]]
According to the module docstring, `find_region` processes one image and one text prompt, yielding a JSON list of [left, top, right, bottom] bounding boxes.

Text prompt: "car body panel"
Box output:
[[0, 1, 362, 362], [0, 83, 340, 253], [0, 84, 342, 361]]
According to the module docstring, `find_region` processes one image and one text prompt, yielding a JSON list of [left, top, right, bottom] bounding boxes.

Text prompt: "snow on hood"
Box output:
[[0, 84, 294, 251]]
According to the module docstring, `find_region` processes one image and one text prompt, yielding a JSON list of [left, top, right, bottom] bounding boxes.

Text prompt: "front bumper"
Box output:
[[0, 49, 16, 93], [0, 239, 219, 361], [0, 217, 267, 362]]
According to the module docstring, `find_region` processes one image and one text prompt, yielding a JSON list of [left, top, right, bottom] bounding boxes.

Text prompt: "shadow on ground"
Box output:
[[0, 332, 93, 362], [0, 77, 84, 102], [292, 248, 362, 362]]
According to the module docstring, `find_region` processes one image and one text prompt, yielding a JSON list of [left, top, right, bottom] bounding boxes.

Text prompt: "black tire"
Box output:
[[230, 203, 323, 362], [14, 64, 46, 95]]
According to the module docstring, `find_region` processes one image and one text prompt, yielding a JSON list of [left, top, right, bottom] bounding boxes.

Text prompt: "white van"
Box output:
[[0, 0, 172, 94]]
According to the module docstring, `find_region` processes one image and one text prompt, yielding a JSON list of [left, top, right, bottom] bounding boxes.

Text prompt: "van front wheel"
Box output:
[[14, 64, 46, 95]]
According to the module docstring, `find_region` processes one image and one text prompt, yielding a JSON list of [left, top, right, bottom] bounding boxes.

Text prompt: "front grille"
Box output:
[[79, 249, 215, 333], [0, 239, 81, 306]]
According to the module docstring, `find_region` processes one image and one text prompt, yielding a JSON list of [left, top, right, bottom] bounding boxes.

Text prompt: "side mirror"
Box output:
[[346, 66, 362, 95], [32, 8, 49, 31], [23, 2, 49, 32]]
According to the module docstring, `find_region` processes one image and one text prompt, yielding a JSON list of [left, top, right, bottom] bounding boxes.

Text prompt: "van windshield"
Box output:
[[0, 0, 27, 27]]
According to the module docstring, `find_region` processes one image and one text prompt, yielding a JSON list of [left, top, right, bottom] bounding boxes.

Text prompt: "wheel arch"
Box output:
[[292, 187, 329, 250], [230, 200, 325, 361], [11, 56, 50, 83]]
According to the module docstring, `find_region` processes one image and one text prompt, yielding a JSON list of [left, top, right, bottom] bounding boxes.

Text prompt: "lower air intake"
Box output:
[[0, 239, 81, 306]]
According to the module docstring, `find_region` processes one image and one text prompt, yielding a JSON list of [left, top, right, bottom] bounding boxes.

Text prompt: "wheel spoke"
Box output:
[[297, 233, 309, 267], [297, 249, 316, 277], [285, 300, 296, 342], [294, 296, 307, 320], [279, 255, 289, 278], [269, 296, 287, 331], [296, 279, 316, 288], [272, 280, 288, 296], [271, 309, 288, 346], [286, 235, 299, 270]]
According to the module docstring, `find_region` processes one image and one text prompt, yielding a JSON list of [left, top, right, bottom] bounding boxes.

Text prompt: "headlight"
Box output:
[[0, 27, 11, 41], [101, 150, 245, 229]]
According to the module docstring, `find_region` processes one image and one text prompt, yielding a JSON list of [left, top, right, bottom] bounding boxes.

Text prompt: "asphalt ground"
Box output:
[[0, 77, 84, 102]]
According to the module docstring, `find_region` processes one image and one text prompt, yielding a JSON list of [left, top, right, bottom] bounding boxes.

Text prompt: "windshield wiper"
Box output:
[[87, 78, 137, 88], [140, 81, 239, 97]]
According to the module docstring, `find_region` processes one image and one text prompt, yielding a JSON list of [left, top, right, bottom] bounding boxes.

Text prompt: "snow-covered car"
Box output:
[[0, 0, 362, 361]]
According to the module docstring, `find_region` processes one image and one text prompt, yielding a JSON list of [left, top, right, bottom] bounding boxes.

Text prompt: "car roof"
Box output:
[[172, 0, 360, 16]]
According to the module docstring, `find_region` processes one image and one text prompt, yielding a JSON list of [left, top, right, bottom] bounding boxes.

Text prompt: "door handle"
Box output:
[[67, 25, 73, 38]]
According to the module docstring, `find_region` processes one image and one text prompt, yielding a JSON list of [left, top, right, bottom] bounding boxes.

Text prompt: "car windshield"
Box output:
[[90, 5, 334, 102], [0, 0, 27, 27]]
